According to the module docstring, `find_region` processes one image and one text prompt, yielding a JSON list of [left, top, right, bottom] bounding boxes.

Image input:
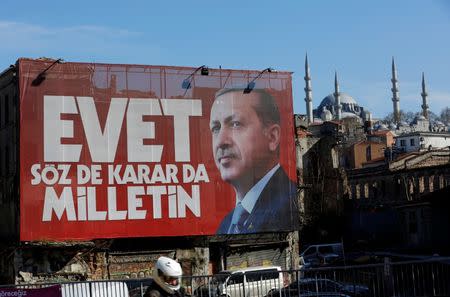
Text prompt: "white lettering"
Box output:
[[42, 96, 202, 163], [77, 165, 91, 184], [122, 164, 138, 183], [77, 187, 87, 221], [31, 164, 41, 185], [77, 97, 127, 162], [182, 164, 209, 183], [108, 187, 127, 220], [44, 95, 82, 162], [160, 99, 202, 162], [41, 184, 202, 222], [42, 187, 77, 221], [127, 187, 147, 219], [177, 185, 201, 217], [127, 98, 163, 162], [31, 164, 72, 185], [87, 187, 107, 220], [168, 185, 177, 218], [108, 164, 124, 184], [182, 164, 195, 183], [147, 186, 166, 219], [193, 164, 209, 182]]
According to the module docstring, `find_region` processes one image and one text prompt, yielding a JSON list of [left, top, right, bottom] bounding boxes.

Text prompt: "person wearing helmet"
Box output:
[[144, 256, 184, 297]]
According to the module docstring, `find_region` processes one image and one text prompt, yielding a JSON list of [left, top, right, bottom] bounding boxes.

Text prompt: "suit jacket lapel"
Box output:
[[244, 167, 287, 232]]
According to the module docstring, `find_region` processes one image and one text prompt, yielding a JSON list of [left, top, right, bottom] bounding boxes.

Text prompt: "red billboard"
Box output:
[[19, 59, 298, 241]]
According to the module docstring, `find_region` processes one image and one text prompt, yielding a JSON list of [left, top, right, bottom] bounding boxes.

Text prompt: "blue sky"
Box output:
[[1, 0, 449, 119]]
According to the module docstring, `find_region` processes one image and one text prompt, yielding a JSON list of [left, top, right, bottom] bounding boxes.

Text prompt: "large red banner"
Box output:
[[19, 59, 297, 241]]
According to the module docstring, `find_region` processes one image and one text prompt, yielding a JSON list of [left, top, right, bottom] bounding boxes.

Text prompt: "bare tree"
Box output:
[[383, 109, 441, 123], [383, 110, 407, 123], [439, 107, 450, 124]]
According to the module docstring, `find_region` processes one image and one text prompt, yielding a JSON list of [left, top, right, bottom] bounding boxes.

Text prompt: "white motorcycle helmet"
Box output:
[[155, 256, 182, 292]]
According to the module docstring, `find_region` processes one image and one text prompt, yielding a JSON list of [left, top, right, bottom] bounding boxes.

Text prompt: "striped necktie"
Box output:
[[229, 202, 249, 234]]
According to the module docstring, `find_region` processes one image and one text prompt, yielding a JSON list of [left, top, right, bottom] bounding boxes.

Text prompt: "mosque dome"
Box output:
[[321, 108, 333, 121], [413, 115, 427, 123], [378, 124, 389, 130], [314, 92, 367, 121], [318, 92, 357, 109], [341, 112, 360, 119], [399, 121, 409, 126]]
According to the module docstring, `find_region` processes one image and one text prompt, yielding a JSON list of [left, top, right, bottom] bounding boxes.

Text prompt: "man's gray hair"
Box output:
[[214, 88, 280, 126]]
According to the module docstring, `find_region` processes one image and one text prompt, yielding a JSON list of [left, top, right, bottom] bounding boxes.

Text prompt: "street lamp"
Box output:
[[243, 67, 276, 94], [181, 65, 209, 89], [31, 58, 64, 86]]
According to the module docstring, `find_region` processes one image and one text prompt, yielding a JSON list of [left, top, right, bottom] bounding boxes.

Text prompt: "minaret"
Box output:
[[334, 71, 341, 120], [391, 57, 400, 124], [421, 72, 429, 119], [304, 54, 313, 124]]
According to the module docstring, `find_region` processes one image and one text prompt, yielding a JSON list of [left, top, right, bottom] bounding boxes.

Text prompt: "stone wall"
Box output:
[[11, 245, 210, 285]]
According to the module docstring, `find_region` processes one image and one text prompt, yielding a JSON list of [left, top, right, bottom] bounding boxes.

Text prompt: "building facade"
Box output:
[[394, 132, 450, 153]]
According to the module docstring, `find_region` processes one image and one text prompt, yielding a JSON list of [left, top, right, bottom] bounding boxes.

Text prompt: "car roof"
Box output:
[[220, 266, 281, 274], [305, 243, 342, 248], [298, 278, 341, 284]]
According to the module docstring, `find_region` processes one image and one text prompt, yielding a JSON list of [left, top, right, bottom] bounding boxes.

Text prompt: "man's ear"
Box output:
[[266, 124, 281, 152]]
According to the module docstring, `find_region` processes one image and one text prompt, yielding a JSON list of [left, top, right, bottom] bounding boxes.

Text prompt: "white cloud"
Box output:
[[0, 20, 158, 66], [0, 20, 139, 40]]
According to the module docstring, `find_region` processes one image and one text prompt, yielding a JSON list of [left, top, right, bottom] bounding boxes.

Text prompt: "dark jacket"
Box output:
[[216, 167, 299, 234]]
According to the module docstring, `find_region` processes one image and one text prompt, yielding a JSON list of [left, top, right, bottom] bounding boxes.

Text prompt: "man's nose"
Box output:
[[215, 127, 232, 148]]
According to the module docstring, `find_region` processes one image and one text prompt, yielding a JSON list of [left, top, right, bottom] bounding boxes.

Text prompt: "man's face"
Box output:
[[209, 91, 278, 185]]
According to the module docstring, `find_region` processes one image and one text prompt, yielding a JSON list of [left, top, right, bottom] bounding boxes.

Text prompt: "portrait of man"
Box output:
[[209, 87, 298, 234]]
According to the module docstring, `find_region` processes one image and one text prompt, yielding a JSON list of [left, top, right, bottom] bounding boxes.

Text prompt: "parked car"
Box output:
[[265, 278, 369, 297], [300, 243, 344, 268], [266, 286, 351, 297], [193, 266, 284, 297]]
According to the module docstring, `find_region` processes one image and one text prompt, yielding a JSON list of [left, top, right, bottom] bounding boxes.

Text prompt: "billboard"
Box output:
[[19, 59, 298, 241]]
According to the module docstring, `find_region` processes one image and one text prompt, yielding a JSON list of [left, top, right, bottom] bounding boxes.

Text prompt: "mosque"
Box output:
[[312, 80, 372, 123], [302, 55, 448, 134]]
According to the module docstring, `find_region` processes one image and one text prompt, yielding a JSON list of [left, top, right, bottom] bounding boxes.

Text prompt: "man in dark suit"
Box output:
[[209, 87, 298, 234]]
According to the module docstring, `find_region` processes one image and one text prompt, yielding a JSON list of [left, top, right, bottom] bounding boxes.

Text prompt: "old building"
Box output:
[[347, 141, 386, 169], [345, 149, 450, 250], [367, 130, 395, 148], [394, 131, 450, 153]]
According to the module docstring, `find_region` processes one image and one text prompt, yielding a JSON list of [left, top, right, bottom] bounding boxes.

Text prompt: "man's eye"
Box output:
[[210, 125, 220, 134], [231, 121, 241, 128]]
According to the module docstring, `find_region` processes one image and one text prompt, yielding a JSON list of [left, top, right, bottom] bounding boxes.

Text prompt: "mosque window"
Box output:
[[410, 138, 415, 146], [400, 139, 406, 147]]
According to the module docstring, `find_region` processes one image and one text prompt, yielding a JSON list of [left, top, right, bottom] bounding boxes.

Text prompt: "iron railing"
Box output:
[[1, 257, 449, 297]]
